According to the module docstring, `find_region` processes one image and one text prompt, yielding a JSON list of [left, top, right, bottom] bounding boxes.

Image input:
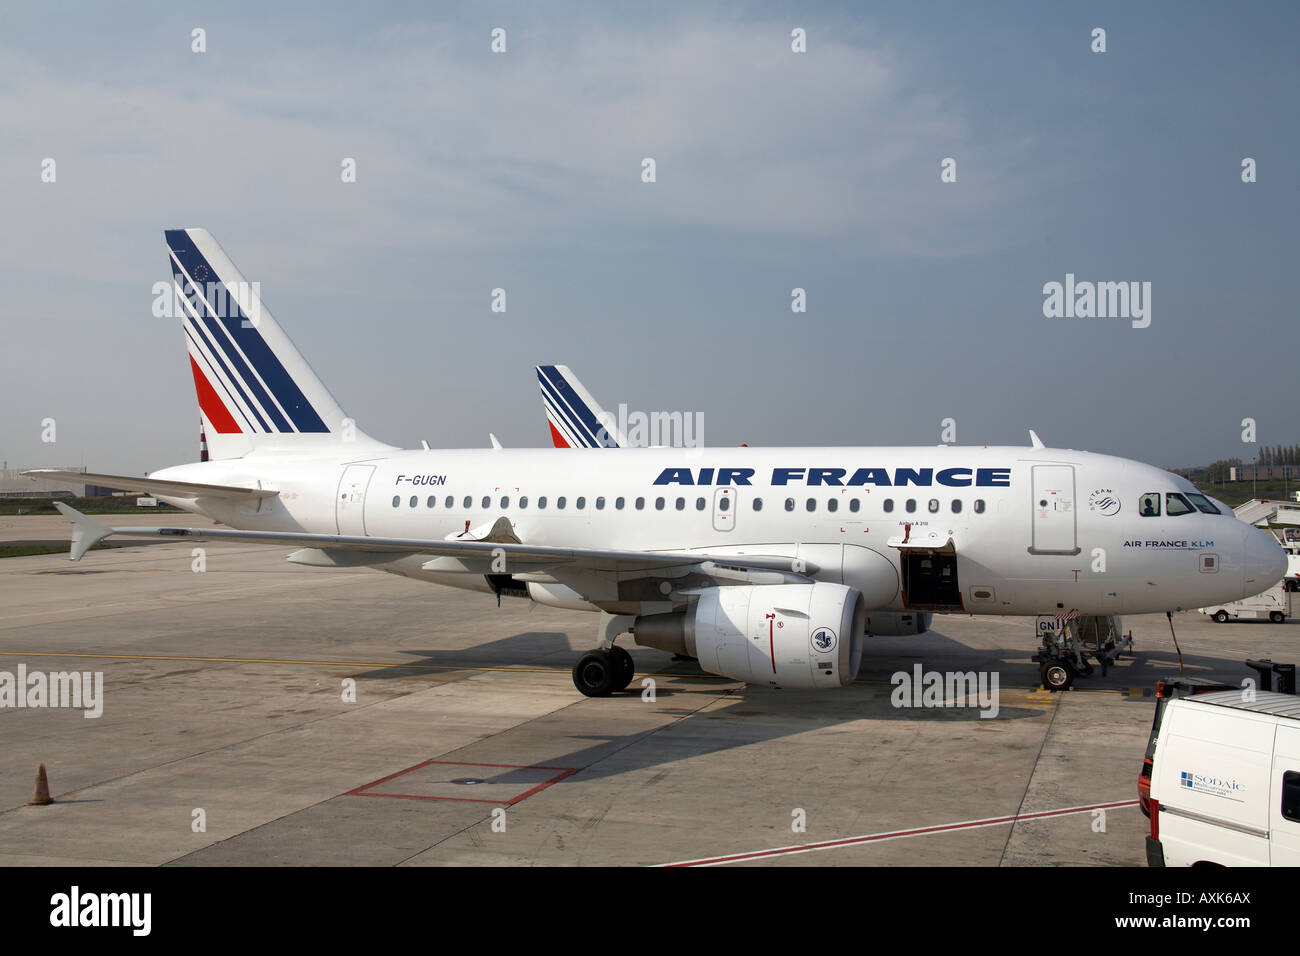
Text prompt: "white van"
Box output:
[[1147, 690, 1300, 866], [1199, 579, 1293, 623]]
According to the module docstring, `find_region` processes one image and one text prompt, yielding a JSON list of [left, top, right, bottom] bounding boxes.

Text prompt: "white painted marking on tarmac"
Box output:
[[656, 799, 1140, 866]]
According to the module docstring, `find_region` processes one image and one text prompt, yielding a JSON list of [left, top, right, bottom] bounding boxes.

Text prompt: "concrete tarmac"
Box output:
[[1, 518, 1295, 867]]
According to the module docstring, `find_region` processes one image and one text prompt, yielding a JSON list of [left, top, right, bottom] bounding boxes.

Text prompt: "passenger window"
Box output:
[[675, 497, 685, 511], [1284, 771, 1300, 823], [719, 496, 730, 512], [928, 499, 939, 513], [1166, 493, 1195, 517], [655, 497, 665, 510], [883, 499, 894, 513], [849, 499, 860, 513], [1139, 493, 1161, 517], [392, 495, 400, 508], [753, 498, 763, 511], [481, 496, 490, 509], [538, 496, 547, 509], [1185, 492, 1221, 515], [463, 496, 472, 508], [519, 496, 528, 508], [445, 495, 453, 508], [596, 497, 605, 510], [500, 496, 510, 508], [974, 499, 985, 514], [576, 497, 586, 509], [905, 499, 917, 514], [427, 496, 437, 508], [951, 499, 962, 513], [785, 498, 795, 512], [827, 498, 838, 513], [409, 496, 418, 508], [635, 497, 645, 510], [696, 497, 706, 510], [615, 497, 625, 510], [806, 498, 817, 512], [557, 497, 567, 509]]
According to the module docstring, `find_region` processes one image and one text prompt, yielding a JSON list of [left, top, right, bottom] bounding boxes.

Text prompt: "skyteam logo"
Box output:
[[810, 627, 837, 654], [1088, 488, 1121, 516]]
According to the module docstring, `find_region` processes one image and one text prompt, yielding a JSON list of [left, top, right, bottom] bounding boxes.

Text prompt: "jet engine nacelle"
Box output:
[[864, 611, 931, 636], [633, 582, 865, 689]]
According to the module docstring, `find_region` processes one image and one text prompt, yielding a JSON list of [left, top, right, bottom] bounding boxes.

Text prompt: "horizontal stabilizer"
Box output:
[[21, 470, 278, 500], [52, 502, 115, 560]]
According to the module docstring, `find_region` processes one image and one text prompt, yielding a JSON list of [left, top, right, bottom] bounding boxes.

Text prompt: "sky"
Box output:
[[1, 1, 1297, 476]]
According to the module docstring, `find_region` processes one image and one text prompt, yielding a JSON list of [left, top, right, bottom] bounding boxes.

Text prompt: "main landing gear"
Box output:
[[572, 645, 636, 697], [572, 613, 638, 697]]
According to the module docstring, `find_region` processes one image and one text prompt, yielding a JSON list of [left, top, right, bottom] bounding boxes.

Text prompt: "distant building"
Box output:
[[1230, 465, 1300, 482]]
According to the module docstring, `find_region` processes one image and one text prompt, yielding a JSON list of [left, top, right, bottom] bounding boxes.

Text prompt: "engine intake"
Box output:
[[633, 582, 865, 689]]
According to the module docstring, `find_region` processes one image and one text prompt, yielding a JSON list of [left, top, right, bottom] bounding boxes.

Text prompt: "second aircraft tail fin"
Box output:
[[536, 364, 626, 448]]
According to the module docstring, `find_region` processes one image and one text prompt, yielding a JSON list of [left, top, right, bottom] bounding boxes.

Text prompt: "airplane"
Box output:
[[28, 228, 1287, 699]]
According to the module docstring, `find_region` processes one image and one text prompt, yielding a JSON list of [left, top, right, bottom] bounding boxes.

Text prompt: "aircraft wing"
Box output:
[[52, 504, 814, 592], [23, 470, 278, 500]]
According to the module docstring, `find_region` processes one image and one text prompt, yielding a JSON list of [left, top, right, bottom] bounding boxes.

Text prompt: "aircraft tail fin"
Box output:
[[535, 364, 626, 448], [164, 228, 389, 459]]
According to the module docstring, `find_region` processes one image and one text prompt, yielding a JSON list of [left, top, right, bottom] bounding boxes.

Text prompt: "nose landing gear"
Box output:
[[1032, 614, 1133, 692]]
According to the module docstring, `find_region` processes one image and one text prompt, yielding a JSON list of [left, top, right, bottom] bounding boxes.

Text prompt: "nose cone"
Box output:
[[1243, 528, 1287, 591]]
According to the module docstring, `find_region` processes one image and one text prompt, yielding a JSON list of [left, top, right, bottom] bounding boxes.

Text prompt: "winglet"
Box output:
[[489, 433, 503, 450], [1028, 429, 1045, 449], [53, 502, 116, 561]]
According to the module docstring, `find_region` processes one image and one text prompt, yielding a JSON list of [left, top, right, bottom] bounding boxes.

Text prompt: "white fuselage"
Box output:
[[153, 444, 1284, 618]]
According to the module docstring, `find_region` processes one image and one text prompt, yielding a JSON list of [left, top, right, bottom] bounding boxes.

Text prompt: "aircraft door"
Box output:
[[713, 487, 736, 532], [336, 464, 375, 535], [1029, 464, 1079, 554]]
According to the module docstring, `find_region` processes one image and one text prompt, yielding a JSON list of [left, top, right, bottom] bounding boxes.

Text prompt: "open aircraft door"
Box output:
[[1029, 464, 1079, 555], [888, 526, 962, 610], [336, 464, 375, 535]]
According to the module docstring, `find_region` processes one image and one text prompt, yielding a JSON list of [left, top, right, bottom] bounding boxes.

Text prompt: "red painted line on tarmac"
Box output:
[[657, 799, 1140, 867]]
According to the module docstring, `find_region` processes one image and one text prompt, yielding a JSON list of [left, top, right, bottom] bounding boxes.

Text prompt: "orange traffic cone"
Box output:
[[27, 763, 52, 806]]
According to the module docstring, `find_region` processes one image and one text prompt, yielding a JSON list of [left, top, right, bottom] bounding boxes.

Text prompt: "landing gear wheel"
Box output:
[[573, 650, 619, 697], [1270, 611, 1285, 624], [608, 645, 636, 691], [1213, 610, 1230, 623], [1040, 660, 1076, 692]]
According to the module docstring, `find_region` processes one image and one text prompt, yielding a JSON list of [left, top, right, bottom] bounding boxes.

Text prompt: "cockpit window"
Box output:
[[1138, 493, 1161, 517], [1184, 492, 1221, 515], [1166, 493, 1195, 517]]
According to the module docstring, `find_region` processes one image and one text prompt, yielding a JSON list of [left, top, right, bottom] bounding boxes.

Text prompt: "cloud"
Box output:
[[0, 14, 1037, 283]]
